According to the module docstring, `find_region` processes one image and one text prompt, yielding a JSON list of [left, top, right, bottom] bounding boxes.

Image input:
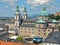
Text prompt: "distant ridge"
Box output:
[[0, 14, 39, 19], [28, 14, 39, 18]]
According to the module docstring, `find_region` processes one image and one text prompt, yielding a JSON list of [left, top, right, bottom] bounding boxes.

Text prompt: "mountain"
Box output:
[[28, 14, 39, 18]]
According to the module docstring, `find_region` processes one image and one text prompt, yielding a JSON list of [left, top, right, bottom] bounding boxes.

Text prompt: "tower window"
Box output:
[[16, 23, 17, 26], [15, 16, 17, 19]]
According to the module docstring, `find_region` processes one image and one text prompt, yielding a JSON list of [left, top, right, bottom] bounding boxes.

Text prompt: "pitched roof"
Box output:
[[23, 19, 37, 23], [20, 24, 35, 28], [44, 31, 60, 44]]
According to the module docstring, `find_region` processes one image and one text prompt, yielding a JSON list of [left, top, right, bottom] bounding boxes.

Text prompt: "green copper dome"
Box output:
[[39, 7, 49, 16], [36, 20, 46, 23]]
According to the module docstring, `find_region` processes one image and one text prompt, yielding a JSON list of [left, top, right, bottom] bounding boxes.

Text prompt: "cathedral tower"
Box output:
[[22, 7, 28, 20], [15, 6, 21, 35]]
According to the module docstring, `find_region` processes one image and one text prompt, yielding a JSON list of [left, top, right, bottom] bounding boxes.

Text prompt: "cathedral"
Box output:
[[7, 6, 59, 39]]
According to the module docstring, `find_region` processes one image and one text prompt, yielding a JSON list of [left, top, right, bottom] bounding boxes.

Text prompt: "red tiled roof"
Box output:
[[0, 40, 43, 45]]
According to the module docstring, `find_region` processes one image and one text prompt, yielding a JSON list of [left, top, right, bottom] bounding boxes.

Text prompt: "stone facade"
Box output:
[[5, 6, 59, 39]]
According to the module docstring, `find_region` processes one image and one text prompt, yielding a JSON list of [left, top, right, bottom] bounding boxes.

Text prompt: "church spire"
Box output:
[[23, 7, 27, 13], [16, 6, 19, 12], [22, 7, 28, 19]]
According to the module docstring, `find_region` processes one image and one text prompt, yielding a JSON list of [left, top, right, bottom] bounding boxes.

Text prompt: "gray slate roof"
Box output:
[[44, 31, 60, 44], [20, 24, 35, 28], [23, 19, 37, 23]]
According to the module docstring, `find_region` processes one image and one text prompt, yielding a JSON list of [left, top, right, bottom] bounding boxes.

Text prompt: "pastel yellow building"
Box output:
[[54, 12, 60, 16]]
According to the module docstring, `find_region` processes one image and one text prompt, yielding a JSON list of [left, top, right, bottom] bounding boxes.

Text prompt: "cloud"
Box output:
[[0, 0, 19, 6], [27, 0, 51, 6]]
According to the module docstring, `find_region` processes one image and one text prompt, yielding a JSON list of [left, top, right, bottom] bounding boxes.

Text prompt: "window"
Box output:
[[44, 33, 45, 35], [15, 21, 19, 26], [39, 25, 40, 27], [33, 32, 34, 33], [29, 28, 30, 30], [32, 29, 34, 30], [21, 28, 22, 29], [25, 31, 26, 32], [43, 30, 45, 32], [21, 31, 22, 32], [38, 30, 40, 32], [38, 33, 40, 35], [48, 30, 50, 32], [28, 31, 30, 33]]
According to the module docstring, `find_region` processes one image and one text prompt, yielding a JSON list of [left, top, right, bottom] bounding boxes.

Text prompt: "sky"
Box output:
[[0, 0, 60, 17]]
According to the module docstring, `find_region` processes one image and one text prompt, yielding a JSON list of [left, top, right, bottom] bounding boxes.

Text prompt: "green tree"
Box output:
[[49, 14, 60, 20], [16, 36, 23, 41]]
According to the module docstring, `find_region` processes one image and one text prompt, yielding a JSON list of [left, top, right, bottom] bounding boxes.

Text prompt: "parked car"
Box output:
[[24, 38, 33, 43]]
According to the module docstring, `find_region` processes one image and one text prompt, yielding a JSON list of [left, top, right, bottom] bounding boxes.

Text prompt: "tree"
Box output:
[[49, 14, 60, 20], [16, 36, 23, 41]]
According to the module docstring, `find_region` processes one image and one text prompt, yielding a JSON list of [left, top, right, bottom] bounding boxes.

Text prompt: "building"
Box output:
[[44, 31, 60, 45], [54, 12, 60, 16], [0, 37, 43, 45], [5, 6, 59, 39], [0, 24, 8, 37]]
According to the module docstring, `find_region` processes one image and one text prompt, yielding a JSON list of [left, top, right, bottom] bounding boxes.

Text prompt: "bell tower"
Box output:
[[15, 6, 21, 35], [22, 7, 27, 20]]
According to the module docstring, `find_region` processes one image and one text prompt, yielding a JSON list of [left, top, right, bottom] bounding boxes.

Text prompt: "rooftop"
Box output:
[[39, 7, 49, 16], [44, 31, 60, 44], [20, 24, 35, 28]]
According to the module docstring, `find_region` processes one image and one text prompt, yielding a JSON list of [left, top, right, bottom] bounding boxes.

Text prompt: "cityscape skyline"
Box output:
[[0, 0, 60, 17]]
